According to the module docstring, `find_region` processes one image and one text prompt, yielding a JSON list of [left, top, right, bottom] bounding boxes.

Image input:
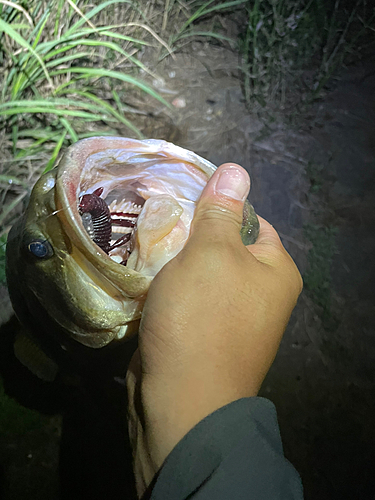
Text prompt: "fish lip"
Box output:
[[54, 137, 216, 296]]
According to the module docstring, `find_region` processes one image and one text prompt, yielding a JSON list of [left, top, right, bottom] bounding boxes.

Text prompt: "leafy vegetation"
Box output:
[[164, 0, 246, 54], [0, 0, 166, 148], [239, 0, 375, 112]]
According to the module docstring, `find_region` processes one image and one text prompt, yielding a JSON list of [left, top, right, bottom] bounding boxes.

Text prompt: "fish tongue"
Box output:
[[127, 194, 184, 275]]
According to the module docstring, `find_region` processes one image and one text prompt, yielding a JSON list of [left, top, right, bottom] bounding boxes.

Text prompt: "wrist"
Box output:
[[140, 371, 259, 471]]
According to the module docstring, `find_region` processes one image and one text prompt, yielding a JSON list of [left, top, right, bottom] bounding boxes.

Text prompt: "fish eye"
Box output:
[[27, 239, 54, 259]]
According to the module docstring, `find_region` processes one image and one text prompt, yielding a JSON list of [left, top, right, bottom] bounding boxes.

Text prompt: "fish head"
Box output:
[[6, 137, 259, 352]]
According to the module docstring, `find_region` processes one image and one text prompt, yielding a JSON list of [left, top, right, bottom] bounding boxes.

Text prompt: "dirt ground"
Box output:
[[157, 44, 375, 499], [1, 41, 375, 499]]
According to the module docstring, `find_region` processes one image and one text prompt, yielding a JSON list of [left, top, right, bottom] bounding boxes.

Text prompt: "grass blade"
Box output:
[[0, 0, 33, 26], [49, 67, 171, 108], [178, 0, 246, 35], [59, 118, 78, 143], [43, 131, 67, 173], [65, 0, 96, 30], [0, 19, 53, 91], [12, 13, 51, 99], [65, 0, 134, 36], [0, 106, 107, 120], [64, 90, 143, 138]]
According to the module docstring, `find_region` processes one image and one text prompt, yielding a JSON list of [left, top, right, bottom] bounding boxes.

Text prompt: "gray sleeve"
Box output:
[[148, 397, 303, 500]]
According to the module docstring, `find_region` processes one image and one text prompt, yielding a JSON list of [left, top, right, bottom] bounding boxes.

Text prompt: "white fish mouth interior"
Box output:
[[77, 148, 209, 273], [107, 191, 144, 265]]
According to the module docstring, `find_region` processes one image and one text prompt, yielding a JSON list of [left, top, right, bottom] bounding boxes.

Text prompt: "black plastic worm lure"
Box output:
[[79, 187, 139, 255]]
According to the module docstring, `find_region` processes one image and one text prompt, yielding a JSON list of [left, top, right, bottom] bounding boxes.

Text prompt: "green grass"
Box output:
[[239, 0, 375, 113], [166, 0, 246, 51], [0, 0, 169, 152]]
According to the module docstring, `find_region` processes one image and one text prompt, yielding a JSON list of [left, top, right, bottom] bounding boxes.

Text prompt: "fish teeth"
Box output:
[[108, 200, 117, 211], [111, 227, 133, 235], [115, 200, 129, 212], [110, 254, 123, 263], [109, 199, 143, 219], [111, 200, 143, 214]]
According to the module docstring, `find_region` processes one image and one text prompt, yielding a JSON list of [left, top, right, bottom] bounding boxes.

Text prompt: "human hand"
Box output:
[[126, 163, 303, 497]]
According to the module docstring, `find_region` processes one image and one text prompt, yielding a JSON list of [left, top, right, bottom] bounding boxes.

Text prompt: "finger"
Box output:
[[190, 163, 251, 244]]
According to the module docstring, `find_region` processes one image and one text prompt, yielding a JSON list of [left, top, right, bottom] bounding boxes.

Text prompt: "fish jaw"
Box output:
[[6, 169, 149, 348], [55, 137, 212, 284]]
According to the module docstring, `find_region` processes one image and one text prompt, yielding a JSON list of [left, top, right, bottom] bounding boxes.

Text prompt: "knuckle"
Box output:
[[255, 245, 303, 298], [194, 204, 243, 230], [182, 236, 241, 279], [278, 254, 303, 298]]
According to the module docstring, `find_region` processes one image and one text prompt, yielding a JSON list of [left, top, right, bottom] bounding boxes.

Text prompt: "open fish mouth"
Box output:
[[6, 137, 259, 350], [58, 137, 259, 285], [66, 137, 212, 278]]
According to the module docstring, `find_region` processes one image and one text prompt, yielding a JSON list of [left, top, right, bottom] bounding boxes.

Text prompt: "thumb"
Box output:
[[190, 163, 250, 243]]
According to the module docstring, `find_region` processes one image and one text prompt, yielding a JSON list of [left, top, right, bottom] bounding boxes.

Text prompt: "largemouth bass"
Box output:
[[6, 137, 258, 378]]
